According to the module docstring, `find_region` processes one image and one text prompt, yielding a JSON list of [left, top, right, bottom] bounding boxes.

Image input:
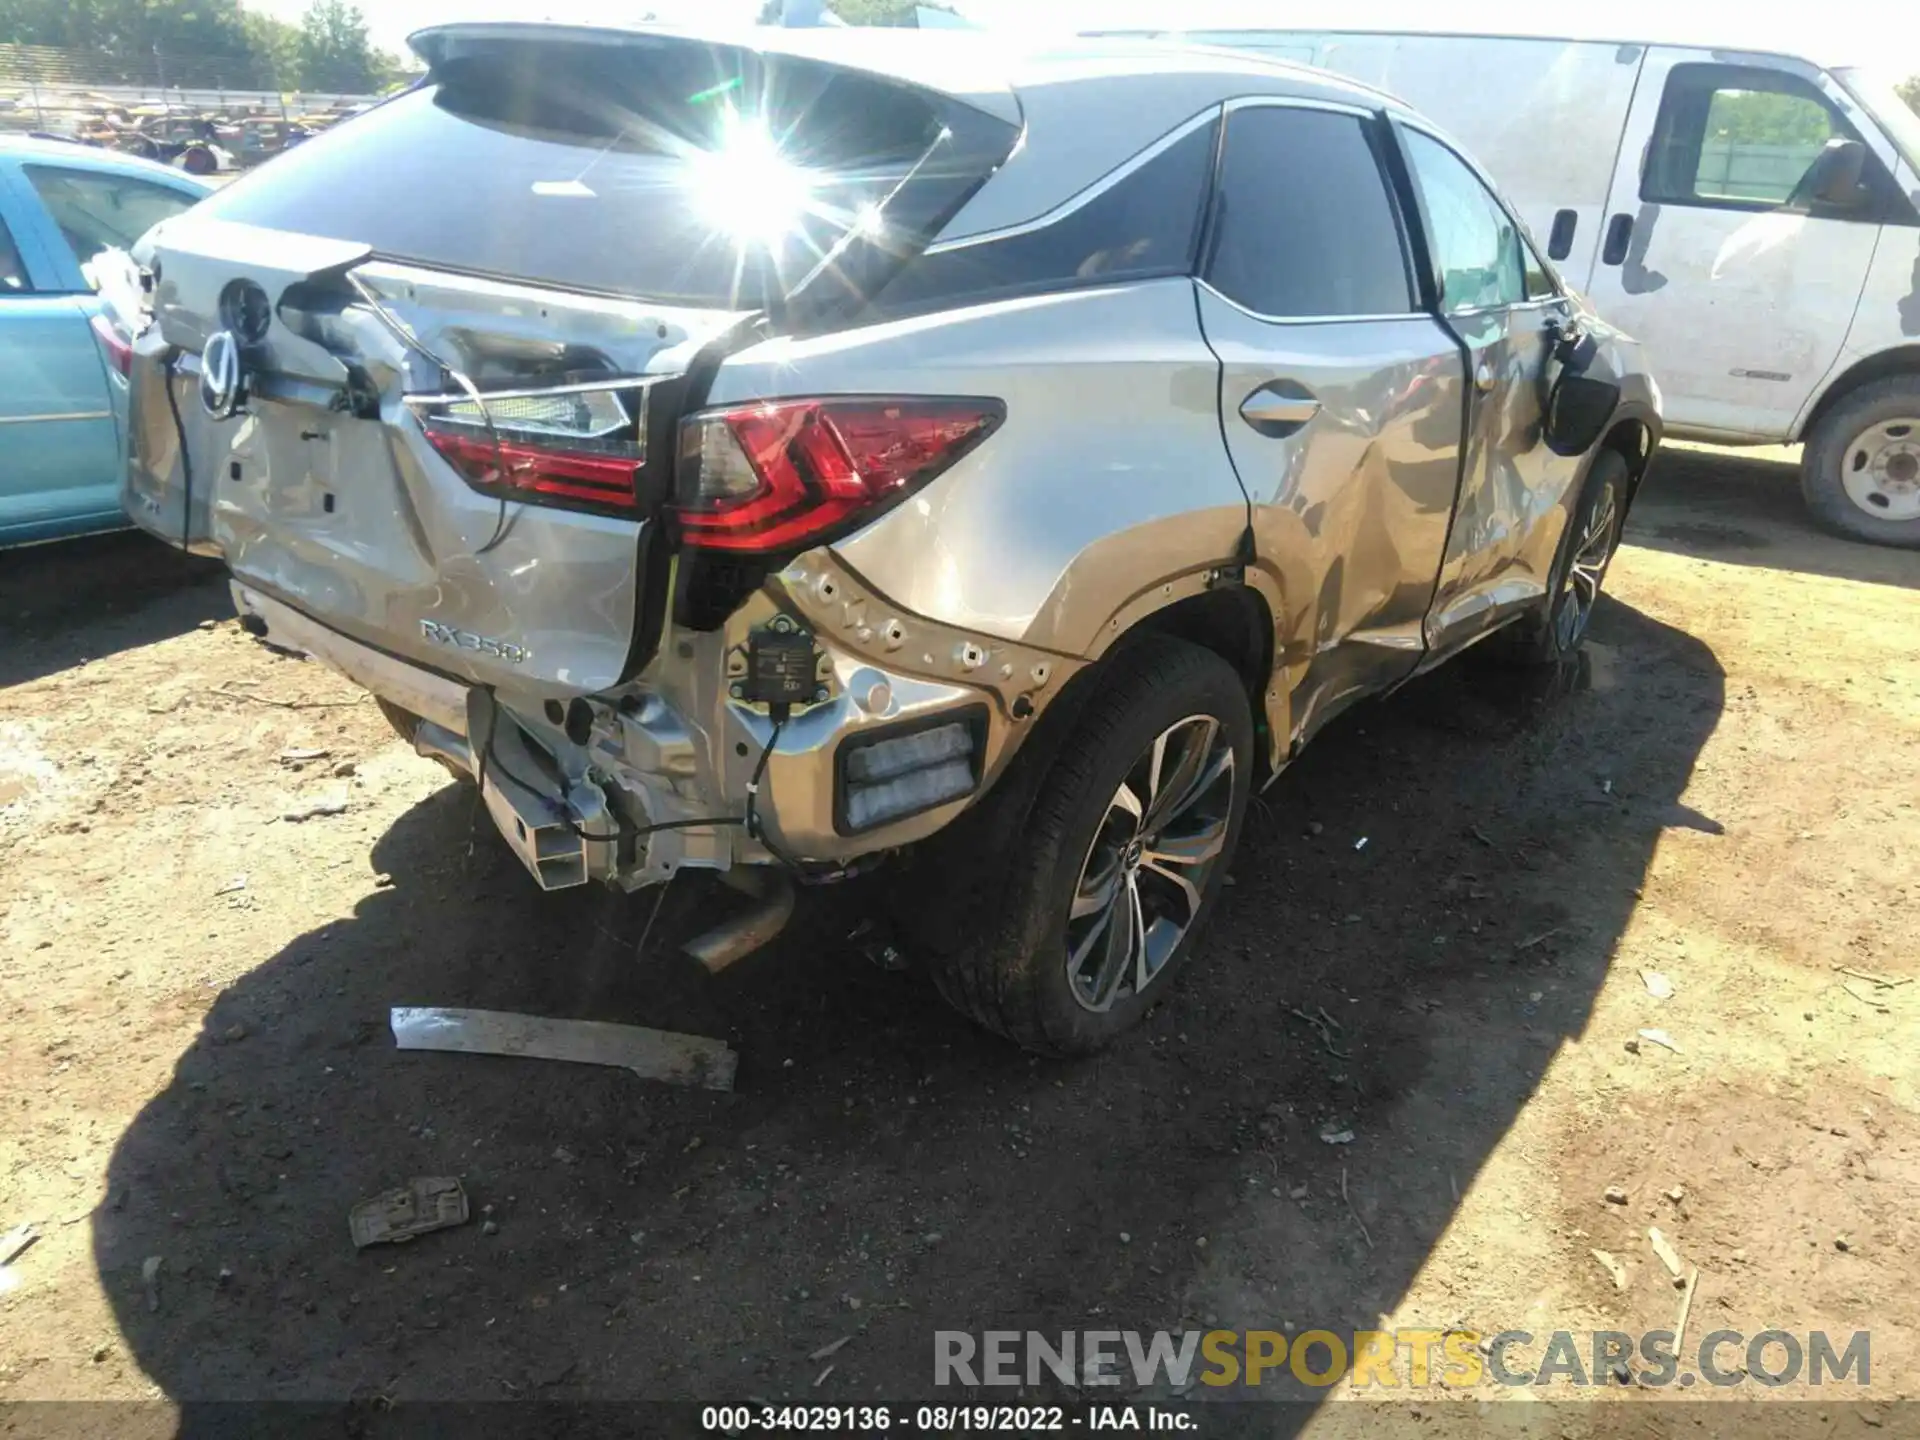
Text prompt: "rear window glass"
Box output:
[[197, 42, 1008, 308]]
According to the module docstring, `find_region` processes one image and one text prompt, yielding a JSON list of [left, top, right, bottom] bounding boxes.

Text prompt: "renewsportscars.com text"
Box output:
[[935, 1328, 1870, 1390]]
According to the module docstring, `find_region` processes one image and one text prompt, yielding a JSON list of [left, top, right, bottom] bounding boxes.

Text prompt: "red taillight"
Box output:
[[89, 313, 132, 377], [674, 398, 1003, 554], [423, 427, 642, 511]]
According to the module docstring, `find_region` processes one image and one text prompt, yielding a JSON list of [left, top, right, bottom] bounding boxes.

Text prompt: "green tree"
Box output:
[[1898, 75, 1919, 118], [242, 10, 303, 89], [295, 0, 397, 92], [0, 0, 256, 80]]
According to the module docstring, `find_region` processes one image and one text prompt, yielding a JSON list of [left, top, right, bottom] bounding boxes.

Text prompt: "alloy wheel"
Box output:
[[1554, 480, 1621, 650], [1841, 417, 1920, 523], [1065, 715, 1236, 1014]]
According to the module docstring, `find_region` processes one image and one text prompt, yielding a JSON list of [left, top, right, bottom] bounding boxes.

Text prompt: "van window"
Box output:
[[1402, 130, 1525, 313], [1202, 105, 1414, 319], [1644, 63, 1872, 213]]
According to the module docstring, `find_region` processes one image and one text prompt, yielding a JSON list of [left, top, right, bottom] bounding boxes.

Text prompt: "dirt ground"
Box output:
[[1, 445, 1916, 1432]]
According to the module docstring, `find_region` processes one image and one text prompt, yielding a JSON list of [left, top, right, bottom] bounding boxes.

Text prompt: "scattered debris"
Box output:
[[809, 1336, 853, 1362], [1673, 1268, 1700, 1354], [1665, 1186, 1686, 1204], [1649, 1227, 1686, 1283], [391, 1006, 738, 1092], [1591, 1248, 1628, 1290], [277, 748, 331, 765], [210, 1022, 249, 1046], [0, 1224, 38, 1267], [1604, 1185, 1629, 1205], [1840, 982, 1893, 1013], [331, 760, 357, 778], [1287, 1006, 1350, 1059], [1637, 1028, 1682, 1054], [1516, 927, 1562, 952], [1833, 965, 1910, 990], [1835, 1236, 1853, 1253], [1340, 1167, 1373, 1251], [213, 875, 248, 896], [141, 1255, 164, 1313], [482, 1220, 499, 1237], [348, 1177, 470, 1249], [1289, 1184, 1309, 1201], [1640, 970, 1675, 1000], [1119, 1232, 1132, 1245], [1468, 826, 1494, 848], [281, 794, 349, 823], [1353, 837, 1369, 852], [813, 1364, 836, 1389], [1624, 1037, 1641, 1054], [1319, 1126, 1356, 1146]]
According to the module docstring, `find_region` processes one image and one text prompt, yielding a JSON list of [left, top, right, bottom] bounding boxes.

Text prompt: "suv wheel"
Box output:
[[1802, 378, 1920, 549], [1480, 448, 1629, 666], [928, 637, 1253, 1056]]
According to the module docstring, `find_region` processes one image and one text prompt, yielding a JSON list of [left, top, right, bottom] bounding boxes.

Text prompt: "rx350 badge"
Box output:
[[420, 619, 528, 666]]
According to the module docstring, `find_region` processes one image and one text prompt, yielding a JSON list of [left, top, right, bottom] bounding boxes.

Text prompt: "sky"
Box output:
[[246, 0, 1919, 76]]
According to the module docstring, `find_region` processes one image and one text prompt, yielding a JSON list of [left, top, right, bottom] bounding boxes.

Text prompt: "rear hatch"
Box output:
[[126, 25, 1020, 696]]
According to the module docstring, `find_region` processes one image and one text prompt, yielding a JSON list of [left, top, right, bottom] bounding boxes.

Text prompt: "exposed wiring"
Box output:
[[161, 350, 194, 557], [745, 705, 805, 873]]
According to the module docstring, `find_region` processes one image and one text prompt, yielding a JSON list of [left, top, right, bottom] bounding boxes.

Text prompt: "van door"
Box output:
[[1192, 101, 1467, 748], [1586, 50, 1898, 440]]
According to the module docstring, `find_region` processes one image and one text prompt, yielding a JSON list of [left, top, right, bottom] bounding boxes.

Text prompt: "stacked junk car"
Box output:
[[123, 23, 1662, 1055]]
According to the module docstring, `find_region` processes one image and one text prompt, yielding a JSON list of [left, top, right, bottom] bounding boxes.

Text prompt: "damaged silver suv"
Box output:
[[125, 24, 1661, 1055]]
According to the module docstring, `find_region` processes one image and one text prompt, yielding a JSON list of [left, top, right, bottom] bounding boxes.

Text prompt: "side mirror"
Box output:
[[1798, 138, 1869, 210], [1544, 374, 1620, 458]]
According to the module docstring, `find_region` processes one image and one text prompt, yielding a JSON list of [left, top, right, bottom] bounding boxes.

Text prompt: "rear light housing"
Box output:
[[674, 397, 1004, 555], [89, 313, 133, 377], [410, 383, 652, 515]]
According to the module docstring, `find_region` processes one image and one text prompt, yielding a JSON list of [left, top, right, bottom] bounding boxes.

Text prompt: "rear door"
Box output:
[[1585, 50, 1895, 439], [1192, 99, 1468, 747], [0, 175, 122, 545], [1397, 124, 1581, 651], [129, 30, 1019, 698]]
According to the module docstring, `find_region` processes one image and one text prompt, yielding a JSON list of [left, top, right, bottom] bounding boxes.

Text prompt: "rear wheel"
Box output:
[[927, 637, 1253, 1056], [1802, 378, 1920, 549], [180, 145, 217, 176], [1480, 448, 1629, 667]]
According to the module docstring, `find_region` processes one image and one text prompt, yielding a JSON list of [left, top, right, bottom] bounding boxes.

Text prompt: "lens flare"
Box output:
[[687, 111, 816, 252]]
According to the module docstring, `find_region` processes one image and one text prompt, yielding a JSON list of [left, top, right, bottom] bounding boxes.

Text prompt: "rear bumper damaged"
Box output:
[[231, 554, 1083, 894]]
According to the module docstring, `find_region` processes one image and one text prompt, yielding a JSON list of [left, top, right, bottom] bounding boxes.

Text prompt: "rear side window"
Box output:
[[872, 119, 1218, 315], [197, 41, 1016, 309], [23, 166, 198, 283], [1202, 106, 1413, 319]]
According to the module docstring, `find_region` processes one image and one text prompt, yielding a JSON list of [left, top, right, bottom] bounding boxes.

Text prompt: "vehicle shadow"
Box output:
[[0, 531, 229, 690], [92, 596, 1722, 1428], [1628, 444, 1919, 590]]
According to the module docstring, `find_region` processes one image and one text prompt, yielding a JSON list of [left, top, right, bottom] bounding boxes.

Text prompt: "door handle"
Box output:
[[1239, 382, 1320, 438], [1547, 208, 1578, 262], [1474, 361, 1497, 393], [1601, 212, 1634, 266]]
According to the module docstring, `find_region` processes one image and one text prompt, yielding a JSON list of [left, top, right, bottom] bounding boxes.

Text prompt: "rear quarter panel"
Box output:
[[706, 280, 1250, 659]]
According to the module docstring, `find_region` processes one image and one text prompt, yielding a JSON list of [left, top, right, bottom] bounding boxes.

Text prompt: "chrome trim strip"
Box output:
[[1194, 277, 1425, 327], [0, 410, 112, 425], [1221, 94, 1375, 118], [402, 377, 667, 407], [925, 107, 1224, 254]]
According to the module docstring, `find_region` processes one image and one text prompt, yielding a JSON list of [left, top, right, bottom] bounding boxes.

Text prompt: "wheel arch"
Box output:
[[1795, 345, 1920, 443]]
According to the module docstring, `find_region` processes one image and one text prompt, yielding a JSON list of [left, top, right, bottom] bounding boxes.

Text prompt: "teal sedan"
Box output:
[[1, 137, 207, 547]]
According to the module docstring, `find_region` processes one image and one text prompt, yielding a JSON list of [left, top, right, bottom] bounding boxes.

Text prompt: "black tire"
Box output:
[[181, 145, 217, 176], [926, 637, 1254, 1057], [1479, 447, 1631, 667], [1801, 378, 1920, 549]]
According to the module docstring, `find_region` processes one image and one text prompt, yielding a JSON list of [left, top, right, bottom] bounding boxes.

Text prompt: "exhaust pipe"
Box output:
[[414, 720, 475, 779], [684, 867, 796, 974]]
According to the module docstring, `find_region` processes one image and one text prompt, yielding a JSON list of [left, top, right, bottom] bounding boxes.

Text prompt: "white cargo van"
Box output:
[[1086, 22, 1920, 548]]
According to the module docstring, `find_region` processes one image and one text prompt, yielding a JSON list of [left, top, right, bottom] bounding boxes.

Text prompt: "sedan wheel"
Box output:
[[1552, 474, 1622, 652], [1839, 417, 1920, 524]]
